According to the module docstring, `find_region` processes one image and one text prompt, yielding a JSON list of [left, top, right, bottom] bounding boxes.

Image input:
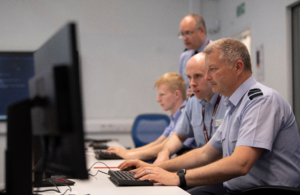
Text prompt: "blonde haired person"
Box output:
[[119, 39, 300, 195], [106, 72, 196, 160]]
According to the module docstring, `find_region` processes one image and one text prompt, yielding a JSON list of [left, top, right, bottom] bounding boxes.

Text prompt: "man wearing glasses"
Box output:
[[178, 14, 212, 99]]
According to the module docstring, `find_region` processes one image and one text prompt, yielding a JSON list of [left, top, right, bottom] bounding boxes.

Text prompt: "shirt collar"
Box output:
[[196, 38, 209, 53], [199, 93, 220, 107], [228, 76, 257, 106], [171, 100, 187, 121]]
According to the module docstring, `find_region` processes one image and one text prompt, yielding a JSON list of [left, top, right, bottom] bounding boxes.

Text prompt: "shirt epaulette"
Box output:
[[248, 88, 263, 100], [180, 106, 185, 113]]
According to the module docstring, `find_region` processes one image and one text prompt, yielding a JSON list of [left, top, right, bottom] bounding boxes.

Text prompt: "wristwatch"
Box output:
[[177, 169, 186, 187]]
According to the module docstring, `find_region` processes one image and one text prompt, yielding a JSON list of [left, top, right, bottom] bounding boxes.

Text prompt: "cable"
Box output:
[[48, 179, 61, 192], [61, 188, 70, 195], [33, 180, 72, 194], [34, 188, 60, 193], [87, 161, 111, 172], [88, 161, 111, 178]]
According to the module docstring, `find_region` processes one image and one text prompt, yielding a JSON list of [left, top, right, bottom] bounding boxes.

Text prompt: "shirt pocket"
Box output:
[[191, 115, 202, 128], [229, 122, 240, 142]]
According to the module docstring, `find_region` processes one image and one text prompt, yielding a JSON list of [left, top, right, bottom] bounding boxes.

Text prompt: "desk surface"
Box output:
[[34, 141, 190, 195]]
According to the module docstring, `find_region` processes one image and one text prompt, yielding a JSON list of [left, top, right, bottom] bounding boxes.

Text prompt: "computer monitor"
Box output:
[[5, 22, 88, 195], [29, 22, 88, 179], [0, 52, 34, 120]]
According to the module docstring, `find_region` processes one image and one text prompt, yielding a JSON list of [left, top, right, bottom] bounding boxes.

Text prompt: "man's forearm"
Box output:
[[184, 146, 264, 186], [130, 136, 167, 153], [156, 143, 222, 172], [126, 140, 168, 160], [160, 133, 186, 156]]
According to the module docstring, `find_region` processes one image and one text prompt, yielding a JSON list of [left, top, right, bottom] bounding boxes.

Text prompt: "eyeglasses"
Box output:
[[178, 27, 201, 39]]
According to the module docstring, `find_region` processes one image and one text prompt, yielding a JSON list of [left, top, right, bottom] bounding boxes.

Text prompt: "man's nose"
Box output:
[[205, 70, 211, 81], [156, 96, 161, 102], [189, 78, 196, 86]]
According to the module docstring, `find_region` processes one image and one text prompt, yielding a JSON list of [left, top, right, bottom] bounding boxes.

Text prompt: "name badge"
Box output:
[[215, 119, 223, 127]]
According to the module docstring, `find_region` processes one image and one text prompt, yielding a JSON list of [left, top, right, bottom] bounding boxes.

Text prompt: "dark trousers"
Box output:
[[182, 183, 227, 195]]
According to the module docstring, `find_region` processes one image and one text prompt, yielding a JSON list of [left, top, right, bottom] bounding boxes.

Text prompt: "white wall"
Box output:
[[0, 0, 202, 186], [0, 0, 200, 123], [201, 0, 299, 105], [0, 0, 298, 187]]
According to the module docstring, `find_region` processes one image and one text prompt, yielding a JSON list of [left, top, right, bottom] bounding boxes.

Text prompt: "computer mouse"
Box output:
[[121, 166, 136, 171]]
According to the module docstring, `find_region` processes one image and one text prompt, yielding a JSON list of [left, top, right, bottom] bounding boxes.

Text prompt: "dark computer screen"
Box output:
[[29, 22, 88, 180], [5, 23, 88, 195], [0, 52, 34, 120]]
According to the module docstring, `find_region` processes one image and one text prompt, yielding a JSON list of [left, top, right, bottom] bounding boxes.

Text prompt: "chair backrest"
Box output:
[[131, 114, 170, 148]]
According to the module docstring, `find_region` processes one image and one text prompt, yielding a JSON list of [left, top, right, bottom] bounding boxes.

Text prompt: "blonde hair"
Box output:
[[154, 72, 186, 100], [203, 38, 252, 73]]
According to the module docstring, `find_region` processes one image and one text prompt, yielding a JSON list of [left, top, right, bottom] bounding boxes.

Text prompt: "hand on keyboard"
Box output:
[[94, 150, 123, 160], [118, 159, 153, 172], [108, 170, 153, 186], [106, 146, 127, 158], [134, 167, 180, 186]]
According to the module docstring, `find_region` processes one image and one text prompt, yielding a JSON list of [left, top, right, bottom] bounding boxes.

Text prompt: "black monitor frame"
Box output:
[[5, 23, 88, 195]]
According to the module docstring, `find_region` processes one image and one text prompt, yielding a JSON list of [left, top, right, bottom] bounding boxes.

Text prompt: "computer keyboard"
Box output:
[[92, 142, 109, 150], [94, 150, 123, 160], [108, 170, 153, 186]]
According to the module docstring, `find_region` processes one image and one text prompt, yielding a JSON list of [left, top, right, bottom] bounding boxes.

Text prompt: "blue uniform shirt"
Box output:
[[162, 100, 196, 148], [176, 93, 227, 148], [210, 76, 300, 191], [179, 38, 212, 89]]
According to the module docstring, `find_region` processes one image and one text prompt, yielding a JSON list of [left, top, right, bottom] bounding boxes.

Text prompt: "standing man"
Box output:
[[119, 38, 300, 194], [178, 14, 211, 98], [106, 73, 196, 160], [154, 53, 227, 165]]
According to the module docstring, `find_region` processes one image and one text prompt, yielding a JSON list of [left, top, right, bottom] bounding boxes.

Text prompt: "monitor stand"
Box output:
[[5, 99, 75, 194], [6, 99, 33, 195]]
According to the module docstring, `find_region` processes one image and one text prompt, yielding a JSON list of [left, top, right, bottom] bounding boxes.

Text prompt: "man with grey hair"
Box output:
[[178, 14, 212, 98], [118, 38, 300, 194]]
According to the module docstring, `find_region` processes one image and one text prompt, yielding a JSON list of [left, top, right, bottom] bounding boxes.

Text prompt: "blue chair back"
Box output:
[[131, 114, 170, 148]]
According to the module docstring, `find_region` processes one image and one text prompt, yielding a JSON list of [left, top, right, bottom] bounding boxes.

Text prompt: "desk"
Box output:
[[34, 141, 190, 195]]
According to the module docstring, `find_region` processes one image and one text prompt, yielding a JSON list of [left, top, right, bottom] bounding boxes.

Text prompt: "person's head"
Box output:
[[186, 52, 214, 102], [179, 14, 207, 50], [154, 73, 186, 114], [203, 38, 252, 97]]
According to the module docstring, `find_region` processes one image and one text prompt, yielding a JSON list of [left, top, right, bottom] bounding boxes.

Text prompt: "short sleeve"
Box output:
[[175, 104, 194, 138], [209, 124, 223, 152], [236, 95, 282, 152]]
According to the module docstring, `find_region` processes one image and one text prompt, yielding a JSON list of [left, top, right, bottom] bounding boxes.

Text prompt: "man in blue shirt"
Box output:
[[154, 53, 227, 165], [178, 14, 212, 98], [119, 38, 300, 194], [106, 72, 196, 160]]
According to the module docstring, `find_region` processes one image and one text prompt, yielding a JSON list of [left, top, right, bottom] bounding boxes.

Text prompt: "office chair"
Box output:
[[131, 114, 170, 148], [242, 185, 300, 195]]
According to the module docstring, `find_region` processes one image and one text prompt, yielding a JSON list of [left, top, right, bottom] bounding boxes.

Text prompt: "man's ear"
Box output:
[[235, 60, 244, 75], [174, 90, 181, 99], [199, 26, 205, 35]]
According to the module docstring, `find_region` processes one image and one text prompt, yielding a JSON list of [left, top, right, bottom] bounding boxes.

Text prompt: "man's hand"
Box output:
[[134, 167, 180, 186], [154, 150, 170, 164], [118, 159, 153, 172], [106, 146, 127, 158]]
